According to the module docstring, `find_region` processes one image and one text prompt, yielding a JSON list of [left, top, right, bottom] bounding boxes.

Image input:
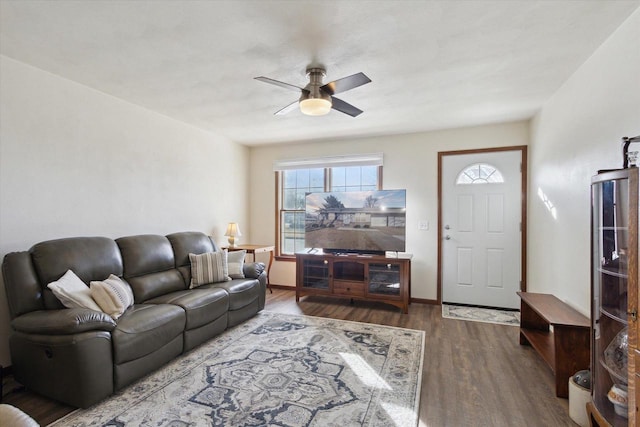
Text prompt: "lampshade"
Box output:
[[224, 223, 242, 237], [224, 222, 242, 248], [300, 97, 332, 116]]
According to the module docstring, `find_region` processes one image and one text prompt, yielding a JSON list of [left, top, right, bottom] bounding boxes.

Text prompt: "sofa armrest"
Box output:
[[243, 262, 265, 279], [11, 309, 116, 335]]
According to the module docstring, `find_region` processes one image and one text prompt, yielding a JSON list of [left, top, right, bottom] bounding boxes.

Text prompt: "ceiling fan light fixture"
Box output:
[[300, 97, 332, 116], [256, 66, 370, 117]]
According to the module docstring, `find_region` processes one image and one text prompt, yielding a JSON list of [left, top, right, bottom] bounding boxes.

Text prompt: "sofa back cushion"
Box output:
[[166, 231, 218, 286], [116, 234, 185, 303], [31, 237, 123, 310]]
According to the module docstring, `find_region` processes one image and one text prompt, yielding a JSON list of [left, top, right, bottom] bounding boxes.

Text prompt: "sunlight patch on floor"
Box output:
[[339, 352, 392, 390], [381, 401, 419, 427]]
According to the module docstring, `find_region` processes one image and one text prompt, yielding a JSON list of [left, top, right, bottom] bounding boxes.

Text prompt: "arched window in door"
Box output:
[[456, 163, 504, 185]]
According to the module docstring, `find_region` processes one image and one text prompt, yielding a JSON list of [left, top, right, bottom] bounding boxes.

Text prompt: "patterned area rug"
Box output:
[[441, 304, 520, 326], [49, 311, 424, 427]]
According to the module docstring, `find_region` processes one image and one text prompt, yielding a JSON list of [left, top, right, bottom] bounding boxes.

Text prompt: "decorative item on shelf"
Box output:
[[622, 135, 640, 168], [603, 327, 628, 384], [224, 222, 242, 248], [607, 384, 628, 418]]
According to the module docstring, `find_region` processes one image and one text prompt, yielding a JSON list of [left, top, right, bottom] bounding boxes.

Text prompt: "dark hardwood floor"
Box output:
[[2, 288, 574, 426]]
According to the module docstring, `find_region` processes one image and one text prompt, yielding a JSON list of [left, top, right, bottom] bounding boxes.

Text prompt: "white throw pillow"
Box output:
[[189, 251, 229, 288], [90, 274, 134, 319], [227, 250, 246, 279], [47, 269, 103, 312]]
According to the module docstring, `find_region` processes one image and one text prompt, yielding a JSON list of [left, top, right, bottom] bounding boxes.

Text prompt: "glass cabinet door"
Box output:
[[368, 263, 401, 297], [301, 258, 330, 290], [592, 174, 630, 425]]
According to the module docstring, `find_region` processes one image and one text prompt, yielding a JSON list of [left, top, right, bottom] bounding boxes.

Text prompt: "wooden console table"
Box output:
[[517, 292, 590, 398], [225, 244, 274, 293]]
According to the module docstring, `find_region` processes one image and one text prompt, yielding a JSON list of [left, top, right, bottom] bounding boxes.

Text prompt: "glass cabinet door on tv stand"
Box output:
[[589, 168, 639, 426], [368, 262, 402, 297], [299, 257, 330, 291]]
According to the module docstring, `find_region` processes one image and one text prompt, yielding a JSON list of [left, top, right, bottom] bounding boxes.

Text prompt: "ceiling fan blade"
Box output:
[[274, 100, 299, 116], [321, 72, 371, 95], [254, 76, 303, 92], [330, 97, 363, 117]]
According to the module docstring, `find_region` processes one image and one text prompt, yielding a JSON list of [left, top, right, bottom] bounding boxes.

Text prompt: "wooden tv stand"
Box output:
[[295, 251, 412, 313], [517, 292, 590, 398]]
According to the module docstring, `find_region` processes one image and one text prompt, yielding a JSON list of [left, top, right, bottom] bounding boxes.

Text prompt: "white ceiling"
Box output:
[[1, 1, 638, 146]]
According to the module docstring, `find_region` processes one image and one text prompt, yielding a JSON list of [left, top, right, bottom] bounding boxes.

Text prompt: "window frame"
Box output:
[[455, 163, 504, 185], [275, 166, 383, 260]]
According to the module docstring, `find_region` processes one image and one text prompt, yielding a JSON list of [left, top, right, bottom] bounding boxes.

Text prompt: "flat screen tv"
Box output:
[[304, 189, 406, 254]]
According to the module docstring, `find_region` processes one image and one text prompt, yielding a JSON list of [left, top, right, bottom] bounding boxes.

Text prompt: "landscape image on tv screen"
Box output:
[[305, 189, 406, 253]]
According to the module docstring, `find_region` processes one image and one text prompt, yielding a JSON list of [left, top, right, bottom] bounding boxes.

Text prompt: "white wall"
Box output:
[[529, 9, 640, 315], [249, 121, 530, 300], [0, 56, 250, 366]]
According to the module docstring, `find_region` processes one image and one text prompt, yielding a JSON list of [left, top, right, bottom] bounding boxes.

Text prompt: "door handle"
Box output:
[[444, 225, 450, 230]]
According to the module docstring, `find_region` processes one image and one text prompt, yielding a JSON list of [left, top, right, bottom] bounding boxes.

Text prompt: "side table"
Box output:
[[517, 291, 590, 398], [225, 244, 274, 293]]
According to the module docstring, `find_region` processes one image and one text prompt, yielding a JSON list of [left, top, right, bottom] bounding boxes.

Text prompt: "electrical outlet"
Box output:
[[418, 221, 429, 230]]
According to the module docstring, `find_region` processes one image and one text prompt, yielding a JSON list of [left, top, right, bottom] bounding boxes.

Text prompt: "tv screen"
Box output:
[[305, 189, 406, 254]]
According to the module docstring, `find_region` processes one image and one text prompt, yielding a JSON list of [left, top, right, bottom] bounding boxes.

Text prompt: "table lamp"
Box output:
[[224, 222, 242, 248]]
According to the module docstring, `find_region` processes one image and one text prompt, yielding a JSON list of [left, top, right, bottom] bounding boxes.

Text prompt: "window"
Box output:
[[330, 166, 379, 192], [456, 163, 504, 185], [276, 163, 381, 257], [280, 168, 324, 256]]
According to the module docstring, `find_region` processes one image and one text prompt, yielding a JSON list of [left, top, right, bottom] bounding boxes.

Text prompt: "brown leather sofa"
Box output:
[[1, 231, 266, 408]]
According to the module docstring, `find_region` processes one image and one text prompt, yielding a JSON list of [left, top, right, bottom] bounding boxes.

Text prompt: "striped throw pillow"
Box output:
[[90, 274, 134, 319], [189, 251, 229, 288]]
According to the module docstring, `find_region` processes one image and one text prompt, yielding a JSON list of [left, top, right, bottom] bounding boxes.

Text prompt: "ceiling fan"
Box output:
[[254, 67, 371, 117]]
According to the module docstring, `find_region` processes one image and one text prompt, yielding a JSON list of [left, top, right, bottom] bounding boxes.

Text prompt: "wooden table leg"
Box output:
[[266, 249, 273, 293]]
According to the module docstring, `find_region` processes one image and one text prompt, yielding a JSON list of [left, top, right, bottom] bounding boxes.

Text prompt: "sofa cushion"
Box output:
[[147, 288, 229, 330], [202, 278, 260, 311], [90, 275, 134, 319], [166, 231, 219, 287], [167, 231, 216, 267], [189, 251, 229, 288], [112, 304, 185, 365], [227, 250, 246, 279], [47, 269, 103, 312], [116, 235, 175, 277], [116, 235, 185, 302], [31, 237, 123, 310]]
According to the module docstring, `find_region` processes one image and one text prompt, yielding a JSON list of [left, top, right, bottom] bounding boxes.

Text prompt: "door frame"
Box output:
[[437, 145, 528, 305]]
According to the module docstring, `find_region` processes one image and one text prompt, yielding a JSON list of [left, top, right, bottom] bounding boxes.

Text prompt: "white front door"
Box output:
[[441, 149, 523, 309]]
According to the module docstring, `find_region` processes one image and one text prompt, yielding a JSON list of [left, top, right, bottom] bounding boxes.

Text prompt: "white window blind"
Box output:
[[273, 153, 383, 171]]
